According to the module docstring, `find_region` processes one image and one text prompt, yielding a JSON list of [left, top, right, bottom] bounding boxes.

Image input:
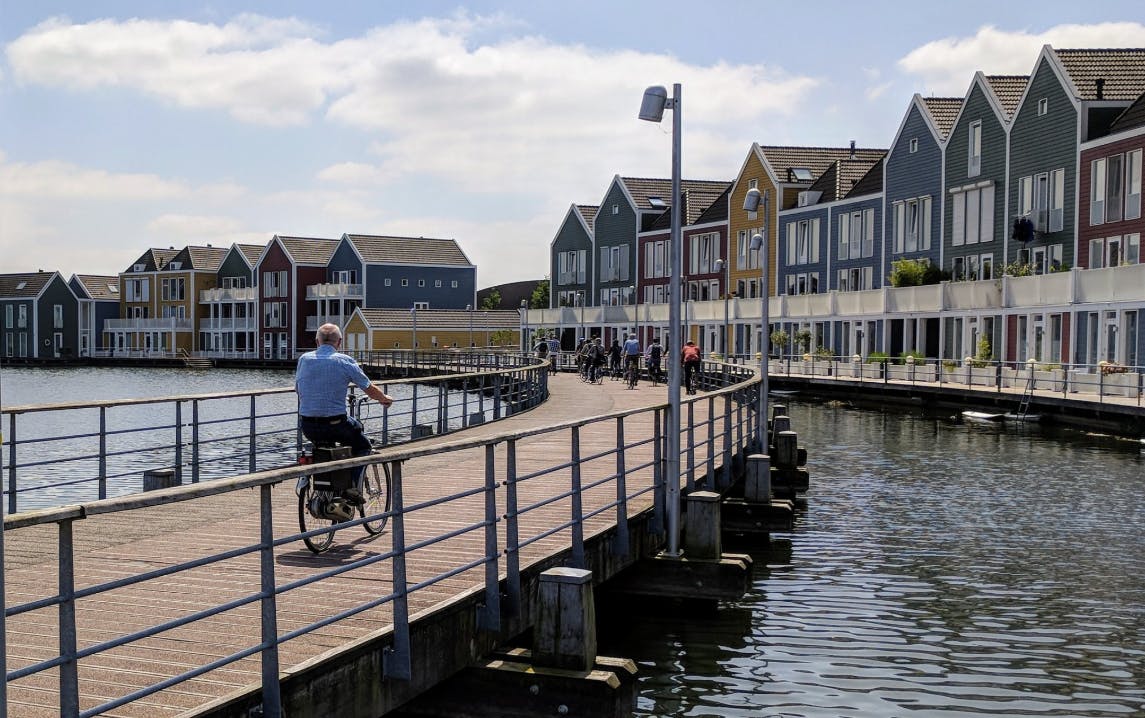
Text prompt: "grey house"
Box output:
[[549, 204, 597, 309], [68, 274, 120, 357], [1, 271, 79, 359], [201, 243, 264, 357]]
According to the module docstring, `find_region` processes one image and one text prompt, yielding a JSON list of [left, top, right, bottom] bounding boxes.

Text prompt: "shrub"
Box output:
[[793, 329, 812, 353], [867, 351, 889, 364], [889, 258, 948, 287]]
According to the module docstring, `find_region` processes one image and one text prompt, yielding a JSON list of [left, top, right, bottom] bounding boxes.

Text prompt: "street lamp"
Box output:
[[745, 187, 769, 452], [639, 82, 683, 557], [520, 299, 529, 352], [714, 258, 729, 357], [629, 284, 638, 343], [466, 304, 474, 349]]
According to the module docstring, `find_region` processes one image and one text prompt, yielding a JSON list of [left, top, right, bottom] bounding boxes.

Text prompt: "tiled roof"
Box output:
[[921, 97, 963, 139], [236, 243, 267, 267], [126, 248, 180, 272], [1054, 48, 1145, 100], [807, 155, 885, 203], [72, 274, 120, 301], [345, 235, 473, 267], [576, 205, 599, 231], [619, 177, 732, 211], [356, 308, 522, 330], [1110, 91, 1145, 133], [186, 246, 229, 271], [276, 236, 340, 265], [0, 272, 53, 298], [693, 186, 730, 225], [758, 145, 887, 183], [846, 157, 885, 199], [647, 186, 730, 231], [984, 75, 1028, 119]]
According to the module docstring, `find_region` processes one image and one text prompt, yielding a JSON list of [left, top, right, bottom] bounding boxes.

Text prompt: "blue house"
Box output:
[[1, 271, 79, 359], [68, 274, 121, 357], [549, 204, 597, 309]]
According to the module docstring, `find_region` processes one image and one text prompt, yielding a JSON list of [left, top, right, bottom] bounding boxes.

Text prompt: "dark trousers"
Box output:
[[299, 415, 371, 482]]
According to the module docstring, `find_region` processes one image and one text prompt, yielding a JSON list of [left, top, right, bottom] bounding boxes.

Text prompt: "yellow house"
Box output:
[[729, 144, 887, 302], [342, 308, 524, 352]]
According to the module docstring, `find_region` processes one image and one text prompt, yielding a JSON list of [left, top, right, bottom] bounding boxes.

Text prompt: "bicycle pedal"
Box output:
[[342, 488, 366, 507]]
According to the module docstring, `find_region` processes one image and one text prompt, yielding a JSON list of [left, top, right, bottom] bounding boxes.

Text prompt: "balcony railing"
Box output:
[[306, 283, 364, 300], [104, 318, 194, 331], [199, 317, 257, 331], [200, 286, 257, 302]]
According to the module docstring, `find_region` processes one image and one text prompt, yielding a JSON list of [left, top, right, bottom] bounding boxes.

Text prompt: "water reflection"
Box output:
[[600, 400, 1145, 718]]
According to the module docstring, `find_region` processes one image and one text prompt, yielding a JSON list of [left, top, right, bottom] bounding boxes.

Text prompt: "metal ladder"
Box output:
[[1015, 372, 1035, 419]]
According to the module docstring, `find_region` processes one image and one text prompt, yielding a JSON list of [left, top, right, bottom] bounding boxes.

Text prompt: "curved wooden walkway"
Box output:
[[3, 373, 707, 718]]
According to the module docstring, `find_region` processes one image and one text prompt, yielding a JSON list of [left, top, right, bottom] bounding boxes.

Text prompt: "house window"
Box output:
[[413, 301, 429, 310], [1038, 98, 1048, 116], [748, 179, 758, 190], [384, 278, 391, 287], [1107, 154, 1124, 224], [1128, 150, 1142, 220], [689, 233, 718, 275], [612, 204, 619, 215], [53, 304, 63, 329], [1091, 157, 1107, 225], [4, 305, 11, 329], [452, 280, 459, 288], [950, 185, 994, 246], [418, 279, 426, 287], [909, 138, 918, 153], [401, 279, 409, 287], [558, 249, 588, 285], [17, 305, 27, 329], [599, 244, 630, 282], [968, 120, 982, 177], [434, 280, 442, 288]]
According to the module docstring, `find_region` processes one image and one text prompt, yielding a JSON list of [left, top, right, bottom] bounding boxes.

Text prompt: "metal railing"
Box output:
[[1, 356, 550, 513], [0, 360, 758, 718]]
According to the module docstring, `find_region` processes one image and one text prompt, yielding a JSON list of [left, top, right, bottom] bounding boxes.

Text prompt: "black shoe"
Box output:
[[342, 488, 366, 506]]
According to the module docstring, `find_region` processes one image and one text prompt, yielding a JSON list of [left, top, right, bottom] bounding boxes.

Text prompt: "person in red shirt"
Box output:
[[681, 340, 702, 394]]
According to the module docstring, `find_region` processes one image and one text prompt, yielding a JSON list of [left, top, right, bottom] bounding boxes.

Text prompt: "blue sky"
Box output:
[[2, 2, 1144, 287]]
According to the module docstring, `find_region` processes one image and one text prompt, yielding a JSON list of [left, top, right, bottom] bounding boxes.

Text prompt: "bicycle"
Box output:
[[684, 363, 700, 395], [296, 442, 391, 553], [624, 358, 639, 390]]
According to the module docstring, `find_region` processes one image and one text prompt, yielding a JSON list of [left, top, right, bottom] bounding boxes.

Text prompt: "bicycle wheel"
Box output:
[[360, 462, 391, 534], [627, 367, 637, 389], [298, 481, 336, 553]]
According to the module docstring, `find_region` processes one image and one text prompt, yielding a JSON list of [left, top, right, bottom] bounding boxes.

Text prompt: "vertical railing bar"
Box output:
[[686, 401, 696, 490], [383, 461, 411, 680], [705, 395, 716, 491], [479, 444, 501, 630], [493, 375, 503, 420], [438, 384, 447, 435], [6, 415, 13, 515], [59, 519, 79, 718], [248, 395, 257, 474], [191, 400, 201, 485], [174, 401, 183, 484], [411, 385, 419, 440], [382, 383, 390, 446], [570, 425, 584, 568], [258, 484, 282, 718], [98, 408, 107, 501], [651, 408, 665, 535], [613, 417, 629, 556], [504, 439, 521, 616], [0, 480, 7, 716], [462, 377, 470, 427], [722, 394, 733, 488]]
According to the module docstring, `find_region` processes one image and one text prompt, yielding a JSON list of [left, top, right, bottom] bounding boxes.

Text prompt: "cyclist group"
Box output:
[[553, 333, 698, 390]]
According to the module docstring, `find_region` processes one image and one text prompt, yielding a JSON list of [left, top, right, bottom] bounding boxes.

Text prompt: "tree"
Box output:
[[530, 278, 550, 309], [480, 288, 501, 310]]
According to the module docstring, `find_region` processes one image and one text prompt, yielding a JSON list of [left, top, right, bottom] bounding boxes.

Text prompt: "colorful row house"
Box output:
[[0, 272, 80, 359], [539, 45, 1145, 370]]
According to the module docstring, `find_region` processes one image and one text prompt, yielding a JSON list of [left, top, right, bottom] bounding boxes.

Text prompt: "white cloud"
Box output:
[[898, 22, 1145, 95], [0, 157, 191, 199], [146, 213, 243, 236], [316, 162, 386, 185], [866, 82, 892, 102]]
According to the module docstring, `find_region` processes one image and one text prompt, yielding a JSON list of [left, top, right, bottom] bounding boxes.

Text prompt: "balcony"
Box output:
[[199, 317, 257, 331], [1075, 263, 1145, 303], [306, 315, 352, 332], [884, 285, 940, 314], [104, 318, 194, 331], [944, 278, 1002, 310], [200, 286, 257, 302], [306, 283, 363, 300], [1005, 271, 1072, 307]]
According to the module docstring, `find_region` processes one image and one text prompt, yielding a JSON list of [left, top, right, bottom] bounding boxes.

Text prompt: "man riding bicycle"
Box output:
[[681, 339, 702, 393], [296, 323, 394, 502], [645, 336, 663, 384], [622, 333, 642, 379]]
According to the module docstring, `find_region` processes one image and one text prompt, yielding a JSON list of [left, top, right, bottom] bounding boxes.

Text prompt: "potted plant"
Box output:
[[769, 329, 789, 359]]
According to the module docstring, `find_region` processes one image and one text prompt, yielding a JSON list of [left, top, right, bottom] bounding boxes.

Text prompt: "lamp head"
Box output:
[[638, 85, 668, 122], [743, 187, 769, 213], [714, 258, 724, 271], [749, 233, 765, 252]]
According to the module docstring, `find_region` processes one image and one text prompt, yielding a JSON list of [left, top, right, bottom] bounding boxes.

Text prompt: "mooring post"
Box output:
[[745, 454, 771, 503], [682, 491, 721, 560], [534, 568, 596, 671]]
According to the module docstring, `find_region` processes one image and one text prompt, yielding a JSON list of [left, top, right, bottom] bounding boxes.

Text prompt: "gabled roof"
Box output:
[[355, 308, 521, 331], [275, 236, 340, 265], [176, 245, 229, 272], [0, 272, 55, 298], [1053, 48, 1145, 101], [984, 75, 1028, 119], [576, 205, 599, 231], [125, 248, 180, 272], [845, 157, 885, 199], [618, 177, 731, 212], [344, 234, 473, 267], [806, 155, 885, 203], [71, 274, 120, 301], [1109, 91, 1145, 133], [692, 186, 730, 225], [921, 97, 963, 139], [758, 145, 886, 184], [235, 243, 267, 267], [647, 184, 732, 231]]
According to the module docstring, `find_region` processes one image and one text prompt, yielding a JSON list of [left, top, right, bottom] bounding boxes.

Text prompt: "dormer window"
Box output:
[[134, 264, 145, 272], [169, 261, 182, 270], [107, 284, 119, 294], [15, 282, 26, 290], [648, 196, 666, 209], [788, 168, 813, 182]]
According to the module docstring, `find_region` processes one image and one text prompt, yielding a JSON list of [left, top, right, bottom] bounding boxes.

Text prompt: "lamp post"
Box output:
[[714, 258, 729, 357], [639, 82, 683, 557], [484, 311, 489, 347], [520, 299, 529, 352], [629, 284, 638, 343], [745, 187, 769, 452], [466, 303, 474, 349]]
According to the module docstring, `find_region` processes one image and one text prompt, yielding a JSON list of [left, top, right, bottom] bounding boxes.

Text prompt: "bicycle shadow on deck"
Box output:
[[276, 530, 390, 568]]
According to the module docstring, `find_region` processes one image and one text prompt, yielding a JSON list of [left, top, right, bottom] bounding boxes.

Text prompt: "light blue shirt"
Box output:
[[295, 344, 371, 417], [623, 338, 641, 356]]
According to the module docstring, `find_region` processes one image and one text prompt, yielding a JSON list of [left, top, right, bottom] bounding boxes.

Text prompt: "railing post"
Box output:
[[382, 383, 390, 446], [722, 394, 733, 489], [59, 519, 79, 717], [478, 444, 501, 631], [686, 401, 696, 489], [613, 417, 629, 557], [705, 395, 716, 491], [259, 484, 282, 718], [504, 439, 521, 616], [437, 384, 447, 435], [651, 408, 664, 535], [570, 425, 584, 568], [0, 499, 6, 716], [191, 399, 201, 484], [98, 407, 107, 501], [493, 374, 503, 419], [383, 461, 411, 680], [174, 401, 183, 484], [411, 384, 419, 435], [249, 395, 257, 474]]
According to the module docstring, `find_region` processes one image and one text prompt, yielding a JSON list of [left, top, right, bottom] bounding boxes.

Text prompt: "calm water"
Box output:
[[600, 400, 1145, 718]]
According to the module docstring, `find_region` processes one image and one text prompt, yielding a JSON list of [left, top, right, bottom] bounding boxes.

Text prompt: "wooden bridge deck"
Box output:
[[3, 373, 707, 718]]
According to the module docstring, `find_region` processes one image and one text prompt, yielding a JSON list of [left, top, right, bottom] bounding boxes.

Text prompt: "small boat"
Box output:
[[961, 410, 1005, 423], [1003, 412, 1041, 423]]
